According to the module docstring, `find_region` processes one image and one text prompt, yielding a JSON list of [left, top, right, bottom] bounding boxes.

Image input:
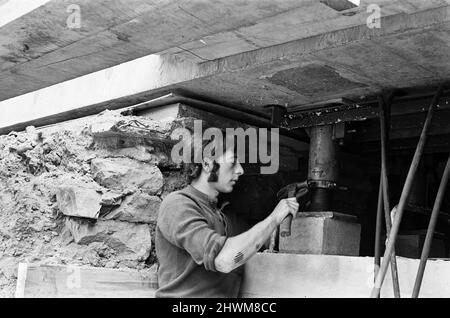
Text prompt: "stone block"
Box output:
[[101, 191, 161, 223], [279, 212, 360, 256], [65, 218, 152, 261], [91, 158, 163, 194], [56, 181, 102, 219]]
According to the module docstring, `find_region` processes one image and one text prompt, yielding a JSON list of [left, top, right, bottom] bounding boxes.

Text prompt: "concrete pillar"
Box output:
[[279, 212, 361, 256]]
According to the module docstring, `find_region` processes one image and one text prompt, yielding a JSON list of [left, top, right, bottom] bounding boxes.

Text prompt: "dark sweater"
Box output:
[[155, 185, 244, 298]]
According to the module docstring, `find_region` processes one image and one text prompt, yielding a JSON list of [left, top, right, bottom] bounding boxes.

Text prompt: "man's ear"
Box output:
[[202, 157, 213, 173]]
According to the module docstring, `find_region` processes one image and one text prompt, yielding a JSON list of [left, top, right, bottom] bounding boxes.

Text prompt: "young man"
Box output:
[[155, 136, 300, 298]]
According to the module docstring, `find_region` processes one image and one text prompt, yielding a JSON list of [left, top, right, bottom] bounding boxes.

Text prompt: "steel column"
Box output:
[[412, 154, 450, 298], [370, 84, 445, 298], [378, 95, 401, 298], [374, 175, 383, 298]]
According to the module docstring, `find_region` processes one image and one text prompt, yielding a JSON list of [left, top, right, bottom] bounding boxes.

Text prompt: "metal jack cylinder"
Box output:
[[279, 125, 360, 256], [308, 125, 339, 211]]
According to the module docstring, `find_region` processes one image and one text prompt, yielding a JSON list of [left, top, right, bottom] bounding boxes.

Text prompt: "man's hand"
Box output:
[[276, 181, 308, 200], [272, 197, 299, 224], [276, 181, 310, 211], [215, 196, 299, 273]]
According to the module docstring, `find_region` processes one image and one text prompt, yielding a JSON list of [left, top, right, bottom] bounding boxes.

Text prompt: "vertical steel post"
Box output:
[[374, 175, 383, 298], [371, 84, 445, 298], [412, 154, 450, 298], [378, 95, 401, 298]]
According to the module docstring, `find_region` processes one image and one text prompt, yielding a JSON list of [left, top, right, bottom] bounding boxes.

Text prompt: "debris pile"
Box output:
[[0, 110, 188, 297]]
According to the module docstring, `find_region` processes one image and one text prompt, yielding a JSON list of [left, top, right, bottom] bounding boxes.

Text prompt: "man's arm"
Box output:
[[214, 198, 298, 273]]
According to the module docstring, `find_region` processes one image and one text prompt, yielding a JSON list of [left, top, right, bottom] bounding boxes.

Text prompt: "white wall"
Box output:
[[241, 253, 450, 298]]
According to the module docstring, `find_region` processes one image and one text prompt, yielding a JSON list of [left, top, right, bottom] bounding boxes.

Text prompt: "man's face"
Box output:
[[211, 148, 244, 193]]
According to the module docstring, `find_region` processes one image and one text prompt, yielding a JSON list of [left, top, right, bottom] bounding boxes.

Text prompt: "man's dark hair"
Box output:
[[182, 132, 237, 184]]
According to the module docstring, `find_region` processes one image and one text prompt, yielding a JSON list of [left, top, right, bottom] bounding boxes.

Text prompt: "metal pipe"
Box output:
[[378, 95, 401, 298], [412, 154, 450, 298], [132, 94, 310, 143], [130, 93, 271, 119], [370, 84, 445, 298], [407, 163, 429, 207], [1, 92, 310, 142], [374, 175, 383, 298], [308, 125, 339, 211], [287, 89, 450, 114]]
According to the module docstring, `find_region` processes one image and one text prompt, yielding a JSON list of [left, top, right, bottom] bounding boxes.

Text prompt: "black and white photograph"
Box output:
[[0, 0, 449, 303]]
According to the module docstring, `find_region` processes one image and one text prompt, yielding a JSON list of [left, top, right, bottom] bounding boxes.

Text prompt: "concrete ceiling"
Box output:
[[0, 0, 450, 120]]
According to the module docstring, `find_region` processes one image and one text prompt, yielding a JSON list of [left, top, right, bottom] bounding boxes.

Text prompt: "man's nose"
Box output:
[[235, 160, 244, 175]]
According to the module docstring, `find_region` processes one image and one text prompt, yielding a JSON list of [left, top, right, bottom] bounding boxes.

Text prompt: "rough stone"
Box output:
[[90, 111, 174, 139], [0, 257, 18, 280], [91, 158, 163, 194], [100, 191, 123, 206], [56, 179, 103, 219], [64, 218, 152, 261], [0, 257, 18, 298], [101, 191, 161, 223]]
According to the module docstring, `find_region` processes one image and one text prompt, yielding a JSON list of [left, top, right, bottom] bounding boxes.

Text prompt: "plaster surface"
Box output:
[[240, 253, 450, 298]]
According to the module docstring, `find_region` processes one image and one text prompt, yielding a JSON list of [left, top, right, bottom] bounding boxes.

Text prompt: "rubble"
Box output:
[[0, 109, 189, 297]]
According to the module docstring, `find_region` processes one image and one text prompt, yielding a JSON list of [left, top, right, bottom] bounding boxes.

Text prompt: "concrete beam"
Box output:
[[0, 0, 316, 100], [0, 54, 212, 132], [0, 0, 449, 104], [1, 5, 450, 133]]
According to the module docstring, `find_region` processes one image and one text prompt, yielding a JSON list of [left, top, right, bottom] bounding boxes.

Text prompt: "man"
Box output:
[[155, 135, 301, 298]]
